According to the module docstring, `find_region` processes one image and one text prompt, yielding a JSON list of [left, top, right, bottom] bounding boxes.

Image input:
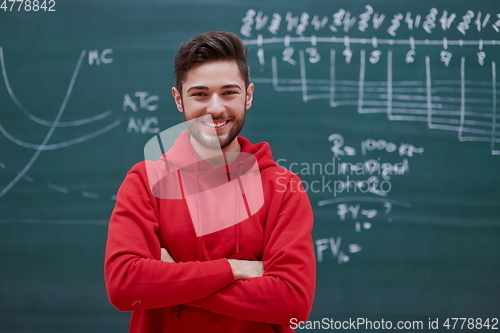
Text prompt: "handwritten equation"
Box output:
[[315, 198, 410, 264], [301, 133, 422, 264], [241, 7, 500, 37]]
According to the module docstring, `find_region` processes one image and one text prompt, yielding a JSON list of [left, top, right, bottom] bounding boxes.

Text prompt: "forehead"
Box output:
[[182, 61, 244, 90]]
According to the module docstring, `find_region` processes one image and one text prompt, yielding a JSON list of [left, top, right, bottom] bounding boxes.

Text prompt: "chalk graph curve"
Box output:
[[0, 50, 85, 198], [0, 47, 112, 127]]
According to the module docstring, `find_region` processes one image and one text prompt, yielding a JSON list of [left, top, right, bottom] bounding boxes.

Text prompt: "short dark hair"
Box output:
[[173, 31, 249, 92]]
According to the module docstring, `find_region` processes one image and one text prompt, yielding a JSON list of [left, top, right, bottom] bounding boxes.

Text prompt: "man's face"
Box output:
[[172, 60, 254, 150]]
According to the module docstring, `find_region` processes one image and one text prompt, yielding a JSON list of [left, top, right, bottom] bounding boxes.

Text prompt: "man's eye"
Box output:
[[223, 91, 237, 95], [191, 92, 206, 97]]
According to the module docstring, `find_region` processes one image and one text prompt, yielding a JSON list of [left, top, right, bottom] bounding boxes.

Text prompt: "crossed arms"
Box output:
[[104, 165, 316, 324]]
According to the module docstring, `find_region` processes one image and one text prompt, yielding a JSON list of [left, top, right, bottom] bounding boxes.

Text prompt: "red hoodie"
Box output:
[[105, 131, 316, 333]]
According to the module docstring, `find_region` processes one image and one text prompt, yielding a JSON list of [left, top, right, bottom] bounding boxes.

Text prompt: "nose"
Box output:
[[206, 94, 225, 115]]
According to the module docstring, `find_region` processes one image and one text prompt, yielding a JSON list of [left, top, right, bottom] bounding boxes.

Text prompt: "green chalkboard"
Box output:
[[1, 0, 499, 332]]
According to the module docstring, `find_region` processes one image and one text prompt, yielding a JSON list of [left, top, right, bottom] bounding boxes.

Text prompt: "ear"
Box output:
[[245, 83, 254, 110], [171, 87, 184, 113]]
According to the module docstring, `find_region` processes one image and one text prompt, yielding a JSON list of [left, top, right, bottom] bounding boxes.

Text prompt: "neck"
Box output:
[[189, 136, 241, 168]]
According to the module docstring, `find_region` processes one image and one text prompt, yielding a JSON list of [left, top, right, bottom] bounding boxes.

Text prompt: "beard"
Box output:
[[184, 112, 246, 150], [184, 110, 246, 151]]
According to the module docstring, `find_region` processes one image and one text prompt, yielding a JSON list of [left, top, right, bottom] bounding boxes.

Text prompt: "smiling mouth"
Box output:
[[202, 120, 230, 129]]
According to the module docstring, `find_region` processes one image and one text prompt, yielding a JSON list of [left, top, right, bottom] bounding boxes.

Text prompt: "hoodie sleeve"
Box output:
[[187, 171, 316, 324], [104, 163, 235, 312]]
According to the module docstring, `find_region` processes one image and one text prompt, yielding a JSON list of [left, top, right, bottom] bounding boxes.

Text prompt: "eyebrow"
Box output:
[[186, 85, 209, 92], [186, 84, 242, 92], [222, 84, 242, 90]]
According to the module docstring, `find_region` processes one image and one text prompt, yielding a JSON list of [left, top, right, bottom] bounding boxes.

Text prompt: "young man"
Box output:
[[104, 31, 315, 333]]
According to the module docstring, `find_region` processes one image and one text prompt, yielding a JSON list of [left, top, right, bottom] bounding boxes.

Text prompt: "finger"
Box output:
[[160, 248, 175, 262]]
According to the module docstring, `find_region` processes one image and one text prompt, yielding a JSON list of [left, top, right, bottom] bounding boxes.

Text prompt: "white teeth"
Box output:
[[205, 121, 227, 128]]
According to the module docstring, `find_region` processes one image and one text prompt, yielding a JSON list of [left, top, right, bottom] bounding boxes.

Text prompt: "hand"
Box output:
[[227, 259, 264, 280], [160, 248, 175, 263], [160, 248, 263, 280]]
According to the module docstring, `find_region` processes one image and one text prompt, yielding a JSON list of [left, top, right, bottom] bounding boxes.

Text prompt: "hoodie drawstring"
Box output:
[[193, 152, 203, 260]]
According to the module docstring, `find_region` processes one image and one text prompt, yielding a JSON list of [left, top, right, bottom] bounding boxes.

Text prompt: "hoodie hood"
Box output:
[[145, 131, 269, 238]]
